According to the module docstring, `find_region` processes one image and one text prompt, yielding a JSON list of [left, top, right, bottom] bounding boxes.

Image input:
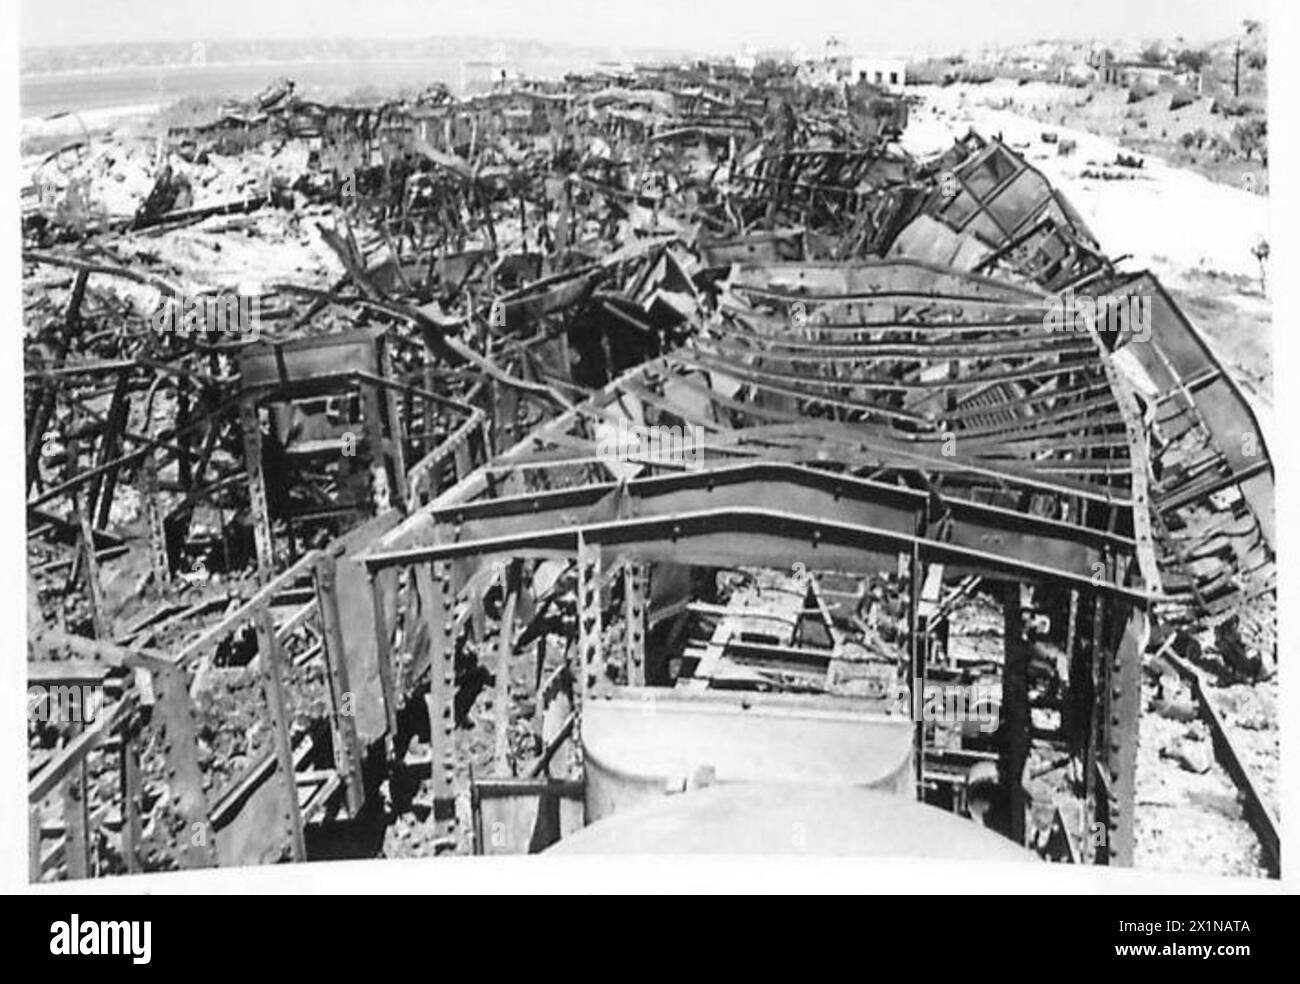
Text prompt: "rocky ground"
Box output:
[[1134, 673, 1268, 878]]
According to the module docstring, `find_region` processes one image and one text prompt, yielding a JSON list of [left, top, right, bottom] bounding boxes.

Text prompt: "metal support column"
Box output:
[[238, 399, 275, 581], [623, 560, 647, 686], [908, 544, 924, 794], [367, 570, 399, 737], [1102, 605, 1145, 866], [120, 713, 142, 873], [1001, 583, 1029, 846], [61, 723, 90, 879], [576, 533, 603, 702], [315, 554, 364, 814], [427, 559, 458, 842], [140, 447, 171, 597], [493, 560, 520, 773], [152, 663, 216, 868], [253, 604, 306, 862]]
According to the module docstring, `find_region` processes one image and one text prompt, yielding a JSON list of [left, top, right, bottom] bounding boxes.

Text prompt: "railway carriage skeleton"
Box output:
[[24, 64, 1275, 877]]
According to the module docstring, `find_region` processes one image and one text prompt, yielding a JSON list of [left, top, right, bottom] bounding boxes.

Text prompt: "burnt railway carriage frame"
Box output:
[[359, 257, 1160, 864]]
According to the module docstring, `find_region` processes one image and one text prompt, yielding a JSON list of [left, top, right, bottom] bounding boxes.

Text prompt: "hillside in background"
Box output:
[[908, 20, 1267, 194]]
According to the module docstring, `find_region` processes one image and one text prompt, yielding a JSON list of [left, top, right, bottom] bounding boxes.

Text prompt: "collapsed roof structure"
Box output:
[[24, 63, 1275, 878]]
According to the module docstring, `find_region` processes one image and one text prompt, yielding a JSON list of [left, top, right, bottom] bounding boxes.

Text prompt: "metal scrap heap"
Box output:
[[24, 62, 1275, 879]]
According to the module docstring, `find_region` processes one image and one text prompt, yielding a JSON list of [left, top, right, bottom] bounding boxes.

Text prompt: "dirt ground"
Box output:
[[914, 80, 1267, 191], [1134, 674, 1268, 878], [904, 83, 1273, 397]]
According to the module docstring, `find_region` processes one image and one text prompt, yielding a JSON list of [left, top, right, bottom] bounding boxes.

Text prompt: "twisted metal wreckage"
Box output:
[[24, 65, 1275, 879]]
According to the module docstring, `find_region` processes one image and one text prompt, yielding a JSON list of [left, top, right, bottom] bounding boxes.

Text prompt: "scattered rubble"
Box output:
[[24, 61, 1274, 880]]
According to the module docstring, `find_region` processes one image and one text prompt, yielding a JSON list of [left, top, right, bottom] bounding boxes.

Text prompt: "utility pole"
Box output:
[[1234, 41, 1241, 97]]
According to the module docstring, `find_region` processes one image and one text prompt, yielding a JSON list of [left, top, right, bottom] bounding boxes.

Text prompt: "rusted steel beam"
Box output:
[[368, 464, 1137, 591], [366, 506, 1151, 602]]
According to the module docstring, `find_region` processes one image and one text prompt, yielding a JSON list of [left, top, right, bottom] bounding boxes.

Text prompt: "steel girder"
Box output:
[[365, 506, 1147, 603], [364, 462, 1141, 597]]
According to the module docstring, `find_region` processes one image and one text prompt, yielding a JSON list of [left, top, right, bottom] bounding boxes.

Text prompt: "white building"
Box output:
[[792, 38, 908, 90], [851, 57, 908, 90]]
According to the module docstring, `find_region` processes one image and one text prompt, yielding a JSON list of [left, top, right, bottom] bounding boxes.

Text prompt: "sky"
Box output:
[[21, 0, 1269, 55]]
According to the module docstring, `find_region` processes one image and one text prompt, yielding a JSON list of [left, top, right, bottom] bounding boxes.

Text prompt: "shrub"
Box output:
[[1127, 81, 1157, 103], [1174, 48, 1212, 74], [1139, 41, 1166, 66], [1212, 96, 1252, 117], [1233, 117, 1267, 162]]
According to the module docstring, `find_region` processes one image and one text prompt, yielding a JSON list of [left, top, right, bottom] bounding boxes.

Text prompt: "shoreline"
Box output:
[[19, 55, 594, 121], [20, 55, 501, 82]]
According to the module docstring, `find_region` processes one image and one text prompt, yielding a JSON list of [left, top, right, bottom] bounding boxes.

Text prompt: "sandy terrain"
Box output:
[[903, 83, 1272, 395]]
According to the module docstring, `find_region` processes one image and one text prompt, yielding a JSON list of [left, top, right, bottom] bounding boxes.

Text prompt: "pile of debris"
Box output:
[[24, 61, 1274, 879]]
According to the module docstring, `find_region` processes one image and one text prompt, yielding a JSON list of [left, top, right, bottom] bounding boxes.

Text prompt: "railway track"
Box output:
[[1150, 644, 1279, 876]]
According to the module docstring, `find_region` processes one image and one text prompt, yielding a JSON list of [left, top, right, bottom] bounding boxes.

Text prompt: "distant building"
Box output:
[[1173, 67, 1206, 94], [798, 56, 847, 86], [796, 37, 850, 86], [1057, 60, 1097, 85], [735, 42, 803, 71], [792, 38, 907, 90], [851, 57, 907, 90], [1092, 49, 1176, 88]]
